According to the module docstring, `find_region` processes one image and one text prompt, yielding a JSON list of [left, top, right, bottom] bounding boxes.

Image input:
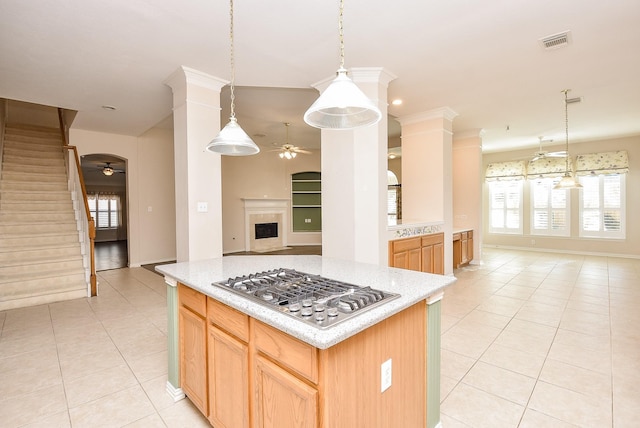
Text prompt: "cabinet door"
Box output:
[[208, 326, 249, 428], [433, 242, 444, 275], [179, 306, 208, 415], [254, 355, 317, 428], [467, 233, 474, 263], [421, 245, 434, 274], [460, 232, 468, 264]]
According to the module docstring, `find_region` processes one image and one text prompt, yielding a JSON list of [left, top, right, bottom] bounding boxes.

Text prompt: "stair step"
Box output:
[[0, 257, 85, 280], [0, 211, 76, 222], [0, 181, 68, 192], [0, 190, 71, 201], [0, 273, 87, 300], [3, 139, 63, 152], [2, 154, 66, 168], [0, 200, 74, 212], [0, 233, 80, 249], [0, 244, 81, 264], [2, 163, 66, 176], [0, 221, 77, 235], [5, 124, 61, 136], [1, 171, 67, 183], [2, 146, 64, 160]]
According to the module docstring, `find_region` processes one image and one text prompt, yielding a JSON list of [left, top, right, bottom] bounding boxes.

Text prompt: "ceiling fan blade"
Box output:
[[530, 155, 541, 162]]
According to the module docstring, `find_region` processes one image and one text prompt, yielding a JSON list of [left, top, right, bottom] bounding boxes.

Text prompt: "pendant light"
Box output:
[[554, 89, 582, 189], [303, 0, 382, 129], [206, 0, 259, 156]]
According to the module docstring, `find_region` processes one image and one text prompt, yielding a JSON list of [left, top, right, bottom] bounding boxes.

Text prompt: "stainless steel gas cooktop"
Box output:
[[212, 268, 400, 329]]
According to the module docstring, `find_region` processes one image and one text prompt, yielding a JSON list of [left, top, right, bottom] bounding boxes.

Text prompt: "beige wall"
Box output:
[[221, 150, 321, 254], [482, 135, 640, 258], [70, 126, 177, 266]]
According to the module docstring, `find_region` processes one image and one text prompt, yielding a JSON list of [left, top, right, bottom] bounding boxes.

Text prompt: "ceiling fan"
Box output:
[[527, 136, 567, 162], [99, 162, 125, 176], [269, 123, 311, 159]]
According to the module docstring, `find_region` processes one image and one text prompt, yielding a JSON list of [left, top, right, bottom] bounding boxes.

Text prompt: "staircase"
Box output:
[[0, 124, 88, 311]]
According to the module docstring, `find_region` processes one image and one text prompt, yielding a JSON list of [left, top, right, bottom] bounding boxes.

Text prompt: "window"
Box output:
[[488, 180, 523, 234], [579, 174, 625, 239], [530, 177, 569, 236], [387, 170, 400, 223], [88, 193, 120, 229]]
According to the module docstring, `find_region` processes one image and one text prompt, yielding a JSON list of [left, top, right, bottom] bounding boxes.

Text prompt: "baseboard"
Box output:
[[165, 381, 185, 402], [483, 244, 640, 260]]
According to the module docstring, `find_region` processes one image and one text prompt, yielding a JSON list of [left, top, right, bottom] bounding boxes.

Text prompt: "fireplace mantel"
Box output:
[[242, 198, 289, 252]]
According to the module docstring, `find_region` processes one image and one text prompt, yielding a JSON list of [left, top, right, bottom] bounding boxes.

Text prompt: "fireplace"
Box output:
[[242, 198, 289, 252], [255, 222, 278, 240]]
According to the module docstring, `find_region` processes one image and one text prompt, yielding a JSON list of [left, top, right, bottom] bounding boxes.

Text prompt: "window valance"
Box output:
[[575, 150, 629, 176], [527, 157, 572, 179], [485, 161, 526, 181]]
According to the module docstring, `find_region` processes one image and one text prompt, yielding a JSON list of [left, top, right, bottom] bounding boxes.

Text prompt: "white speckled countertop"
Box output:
[[157, 255, 455, 349]]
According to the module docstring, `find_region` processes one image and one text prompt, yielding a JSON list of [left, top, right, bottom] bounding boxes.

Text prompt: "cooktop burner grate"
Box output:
[[212, 268, 400, 329]]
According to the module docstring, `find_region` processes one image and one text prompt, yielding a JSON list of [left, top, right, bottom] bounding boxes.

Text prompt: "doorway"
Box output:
[[80, 153, 129, 270]]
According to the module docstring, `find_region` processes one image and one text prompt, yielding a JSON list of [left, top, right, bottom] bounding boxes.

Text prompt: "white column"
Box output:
[[165, 66, 226, 262], [317, 68, 396, 266], [453, 129, 484, 263], [398, 108, 458, 274]]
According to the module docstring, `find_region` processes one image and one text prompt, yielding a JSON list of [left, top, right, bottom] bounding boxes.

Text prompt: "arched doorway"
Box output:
[[80, 154, 129, 270]]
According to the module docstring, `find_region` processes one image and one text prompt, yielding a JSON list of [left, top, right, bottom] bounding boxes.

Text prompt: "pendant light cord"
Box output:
[[563, 89, 570, 173], [338, 0, 345, 70], [229, 0, 237, 119]]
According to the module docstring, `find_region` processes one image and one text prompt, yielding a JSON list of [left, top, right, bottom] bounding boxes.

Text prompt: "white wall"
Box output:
[[221, 149, 321, 254], [482, 135, 640, 258], [70, 126, 176, 266]]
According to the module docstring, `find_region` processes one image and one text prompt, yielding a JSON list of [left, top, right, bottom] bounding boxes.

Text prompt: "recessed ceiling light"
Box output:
[[101, 105, 116, 111], [391, 99, 403, 106]]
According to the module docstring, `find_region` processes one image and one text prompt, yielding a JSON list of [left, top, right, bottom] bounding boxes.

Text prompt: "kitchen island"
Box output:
[[157, 255, 455, 428]]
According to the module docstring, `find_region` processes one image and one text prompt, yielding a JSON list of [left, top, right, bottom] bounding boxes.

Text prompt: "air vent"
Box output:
[[539, 31, 572, 50]]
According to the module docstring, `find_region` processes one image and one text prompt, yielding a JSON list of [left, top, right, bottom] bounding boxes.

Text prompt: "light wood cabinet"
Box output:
[[453, 229, 473, 269], [389, 233, 444, 274], [207, 298, 249, 428], [178, 284, 208, 415], [421, 234, 444, 275], [178, 284, 428, 428], [254, 355, 317, 428]]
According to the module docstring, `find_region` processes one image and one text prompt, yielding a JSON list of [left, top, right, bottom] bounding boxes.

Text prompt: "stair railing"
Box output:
[[58, 108, 97, 296]]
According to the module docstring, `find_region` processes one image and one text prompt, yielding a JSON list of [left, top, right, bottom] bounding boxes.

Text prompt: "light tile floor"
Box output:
[[0, 248, 638, 427], [440, 249, 639, 428]]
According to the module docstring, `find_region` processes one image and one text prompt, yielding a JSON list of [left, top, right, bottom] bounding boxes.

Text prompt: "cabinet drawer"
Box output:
[[390, 237, 421, 252], [461, 231, 468, 240], [467, 230, 473, 239], [179, 283, 206, 317], [252, 319, 318, 384], [421, 233, 444, 247], [207, 297, 249, 343]]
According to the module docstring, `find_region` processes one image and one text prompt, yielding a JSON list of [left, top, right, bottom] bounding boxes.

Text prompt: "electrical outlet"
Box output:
[[197, 202, 208, 213], [381, 359, 392, 392]]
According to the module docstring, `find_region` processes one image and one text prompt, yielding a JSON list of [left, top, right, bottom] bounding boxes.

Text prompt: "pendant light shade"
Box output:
[[304, 68, 381, 129], [207, 117, 259, 156], [304, 0, 381, 130], [553, 89, 582, 190], [205, 0, 259, 156]]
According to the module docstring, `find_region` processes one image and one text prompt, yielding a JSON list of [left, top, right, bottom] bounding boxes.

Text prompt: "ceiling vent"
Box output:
[[539, 31, 572, 50]]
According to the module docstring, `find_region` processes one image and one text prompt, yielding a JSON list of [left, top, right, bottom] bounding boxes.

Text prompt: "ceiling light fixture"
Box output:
[[102, 163, 114, 176], [303, 0, 381, 129], [554, 89, 582, 189], [205, 0, 259, 156]]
